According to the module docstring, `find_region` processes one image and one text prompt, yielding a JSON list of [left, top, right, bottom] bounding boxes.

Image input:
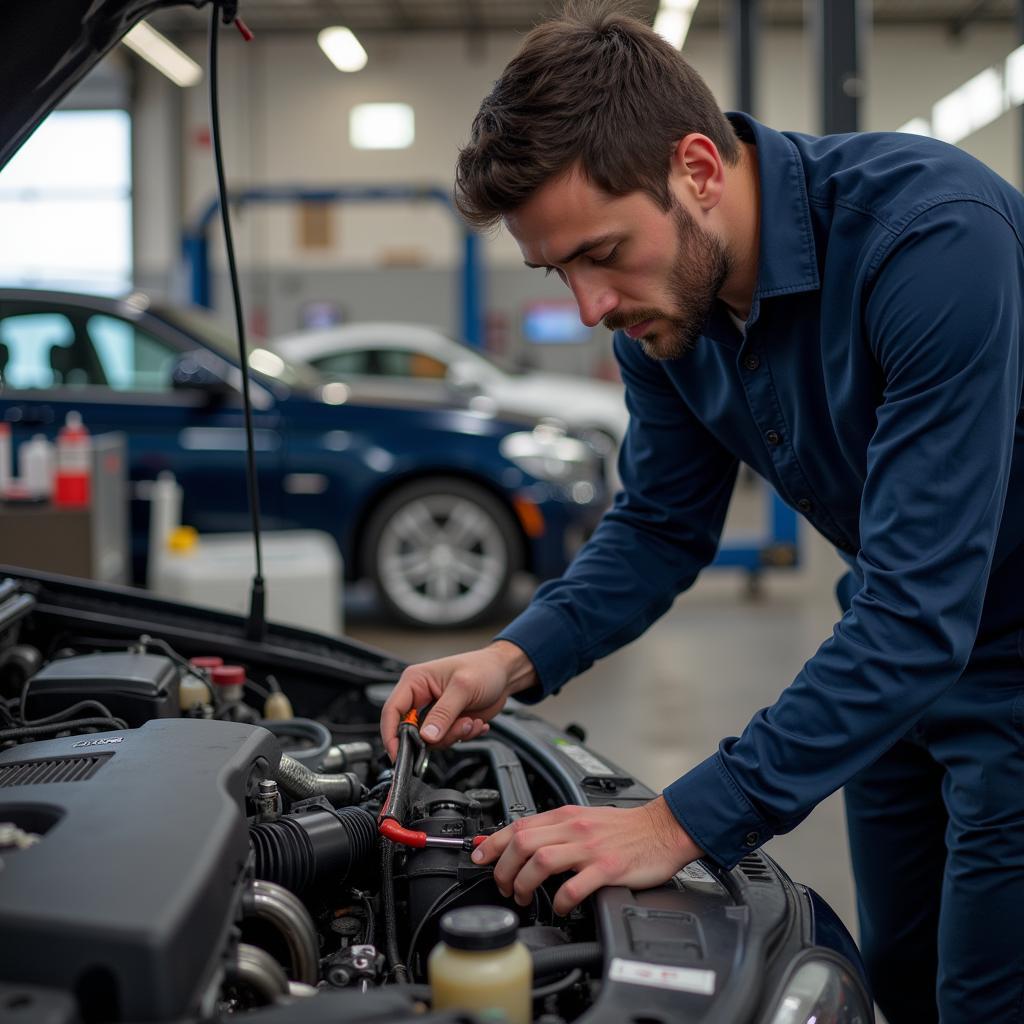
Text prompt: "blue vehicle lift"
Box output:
[[181, 184, 800, 582], [181, 184, 484, 348]]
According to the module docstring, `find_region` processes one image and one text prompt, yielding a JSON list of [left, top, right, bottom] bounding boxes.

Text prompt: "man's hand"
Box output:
[[471, 796, 704, 915], [379, 641, 537, 762]]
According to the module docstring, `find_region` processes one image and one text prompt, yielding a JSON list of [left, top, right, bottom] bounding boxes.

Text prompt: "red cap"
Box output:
[[189, 656, 224, 670], [210, 665, 246, 686]]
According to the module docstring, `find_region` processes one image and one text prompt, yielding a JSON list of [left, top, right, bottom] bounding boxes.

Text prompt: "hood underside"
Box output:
[[1, 0, 205, 170]]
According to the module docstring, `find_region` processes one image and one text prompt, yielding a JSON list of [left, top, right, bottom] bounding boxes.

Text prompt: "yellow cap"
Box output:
[[167, 525, 199, 553]]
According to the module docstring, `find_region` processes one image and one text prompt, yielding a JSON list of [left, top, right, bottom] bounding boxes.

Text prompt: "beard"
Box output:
[[604, 201, 732, 361]]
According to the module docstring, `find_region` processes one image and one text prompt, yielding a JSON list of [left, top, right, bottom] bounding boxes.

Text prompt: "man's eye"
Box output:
[[592, 247, 619, 266]]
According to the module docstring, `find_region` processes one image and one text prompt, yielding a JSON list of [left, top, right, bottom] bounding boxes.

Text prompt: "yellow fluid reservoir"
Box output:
[[262, 691, 294, 721], [178, 673, 211, 712], [428, 906, 532, 1024]]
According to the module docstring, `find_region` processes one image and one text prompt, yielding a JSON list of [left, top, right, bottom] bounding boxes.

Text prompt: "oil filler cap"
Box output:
[[439, 906, 518, 951]]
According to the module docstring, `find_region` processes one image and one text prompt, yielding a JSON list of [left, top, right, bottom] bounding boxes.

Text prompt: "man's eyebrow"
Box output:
[[523, 234, 618, 270]]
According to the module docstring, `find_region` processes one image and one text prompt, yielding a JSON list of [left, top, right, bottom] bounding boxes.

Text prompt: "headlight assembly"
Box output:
[[764, 955, 873, 1024], [500, 423, 601, 488]]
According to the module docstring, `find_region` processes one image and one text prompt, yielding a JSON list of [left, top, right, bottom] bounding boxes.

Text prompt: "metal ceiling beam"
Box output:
[[948, 0, 995, 36]]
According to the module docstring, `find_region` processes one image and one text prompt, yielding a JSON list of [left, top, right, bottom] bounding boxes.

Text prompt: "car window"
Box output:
[[376, 348, 448, 379], [313, 350, 373, 376], [0, 312, 77, 389], [86, 313, 179, 392]]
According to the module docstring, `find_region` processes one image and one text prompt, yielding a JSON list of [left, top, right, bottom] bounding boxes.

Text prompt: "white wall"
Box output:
[[131, 19, 1022, 282]]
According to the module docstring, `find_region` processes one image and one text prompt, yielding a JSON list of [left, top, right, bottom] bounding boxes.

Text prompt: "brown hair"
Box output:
[[453, 1, 740, 230]]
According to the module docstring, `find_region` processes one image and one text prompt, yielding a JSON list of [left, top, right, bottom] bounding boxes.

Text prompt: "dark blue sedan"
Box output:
[[0, 288, 607, 628]]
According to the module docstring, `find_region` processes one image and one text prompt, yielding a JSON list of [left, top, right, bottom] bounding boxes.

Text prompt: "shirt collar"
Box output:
[[727, 112, 821, 302]]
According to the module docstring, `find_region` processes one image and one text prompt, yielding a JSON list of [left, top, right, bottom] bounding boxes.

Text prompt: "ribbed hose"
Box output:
[[532, 942, 602, 979], [250, 807, 377, 893], [274, 753, 360, 806], [243, 879, 320, 985]]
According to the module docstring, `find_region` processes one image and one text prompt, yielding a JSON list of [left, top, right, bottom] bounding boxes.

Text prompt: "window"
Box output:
[[87, 314, 178, 392], [0, 313, 76, 389], [313, 350, 374, 376], [0, 110, 132, 294], [376, 349, 447, 379]]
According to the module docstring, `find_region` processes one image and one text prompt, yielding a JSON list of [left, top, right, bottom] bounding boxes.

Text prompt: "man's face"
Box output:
[[506, 167, 731, 360]]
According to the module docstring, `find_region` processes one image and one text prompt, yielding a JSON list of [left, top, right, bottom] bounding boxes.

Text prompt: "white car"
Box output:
[[273, 322, 629, 479]]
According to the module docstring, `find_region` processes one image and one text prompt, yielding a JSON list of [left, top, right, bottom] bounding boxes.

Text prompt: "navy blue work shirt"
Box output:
[[497, 113, 1024, 869]]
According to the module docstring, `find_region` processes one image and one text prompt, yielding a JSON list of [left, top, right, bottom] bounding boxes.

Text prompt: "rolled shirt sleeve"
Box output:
[[666, 201, 1024, 867]]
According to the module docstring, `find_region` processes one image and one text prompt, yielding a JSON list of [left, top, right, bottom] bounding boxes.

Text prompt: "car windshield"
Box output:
[[154, 303, 322, 390]]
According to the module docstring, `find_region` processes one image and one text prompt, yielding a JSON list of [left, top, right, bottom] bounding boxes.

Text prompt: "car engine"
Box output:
[[0, 571, 873, 1024]]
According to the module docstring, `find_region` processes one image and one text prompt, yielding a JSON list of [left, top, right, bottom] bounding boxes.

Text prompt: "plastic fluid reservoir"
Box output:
[[428, 906, 532, 1024]]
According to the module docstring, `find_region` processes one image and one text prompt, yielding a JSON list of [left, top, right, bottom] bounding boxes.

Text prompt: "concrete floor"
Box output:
[[346, 481, 862, 944]]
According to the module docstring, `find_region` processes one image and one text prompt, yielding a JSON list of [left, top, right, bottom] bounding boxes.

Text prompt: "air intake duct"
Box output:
[[250, 806, 376, 894]]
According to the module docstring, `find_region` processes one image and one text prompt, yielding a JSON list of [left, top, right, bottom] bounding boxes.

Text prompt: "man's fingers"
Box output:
[[552, 863, 608, 916], [511, 843, 582, 907], [490, 822, 570, 897]]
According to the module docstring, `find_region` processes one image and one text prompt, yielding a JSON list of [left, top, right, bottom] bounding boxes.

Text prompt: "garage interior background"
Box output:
[[3, 0, 1024, 989]]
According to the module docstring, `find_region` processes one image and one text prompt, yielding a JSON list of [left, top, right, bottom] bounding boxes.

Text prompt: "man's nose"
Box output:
[[571, 279, 618, 328]]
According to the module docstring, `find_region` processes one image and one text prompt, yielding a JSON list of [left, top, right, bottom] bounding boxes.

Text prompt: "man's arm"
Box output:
[[495, 329, 740, 702], [382, 335, 739, 756], [664, 200, 1024, 868]]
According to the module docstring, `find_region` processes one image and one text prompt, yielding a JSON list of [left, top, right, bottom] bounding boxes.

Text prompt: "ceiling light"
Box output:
[[654, 0, 699, 49], [123, 21, 202, 88], [318, 27, 368, 73], [350, 103, 415, 150]]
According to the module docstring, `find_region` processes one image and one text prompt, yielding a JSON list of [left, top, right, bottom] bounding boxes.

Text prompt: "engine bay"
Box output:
[[0, 570, 872, 1024]]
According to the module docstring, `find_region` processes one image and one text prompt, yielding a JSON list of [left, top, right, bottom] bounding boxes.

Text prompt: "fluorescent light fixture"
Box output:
[[123, 21, 202, 87], [902, 45, 1024, 145], [654, 0, 699, 49], [1005, 44, 1024, 107], [350, 103, 415, 150], [318, 26, 368, 73], [933, 67, 1003, 144], [896, 117, 932, 137]]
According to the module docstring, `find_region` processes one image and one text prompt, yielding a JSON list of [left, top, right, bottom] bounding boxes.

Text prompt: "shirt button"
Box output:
[[744, 831, 759, 847], [797, 498, 812, 513], [765, 430, 782, 446], [743, 353, 761, 371]]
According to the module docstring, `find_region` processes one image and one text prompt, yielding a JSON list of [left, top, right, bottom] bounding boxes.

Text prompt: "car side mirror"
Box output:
[[171, 353, 233, 402]]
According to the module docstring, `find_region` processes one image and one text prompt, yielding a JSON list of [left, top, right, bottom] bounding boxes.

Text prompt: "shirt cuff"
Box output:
[[494, 602, 582, 705], [663, 750, 773, 870]]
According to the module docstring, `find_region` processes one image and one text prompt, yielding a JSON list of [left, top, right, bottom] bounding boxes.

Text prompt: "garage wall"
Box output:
[[129, 20, 1022, 356]]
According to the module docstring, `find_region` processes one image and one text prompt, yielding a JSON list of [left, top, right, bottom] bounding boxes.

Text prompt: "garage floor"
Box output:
[[346, 480, 861, 942]]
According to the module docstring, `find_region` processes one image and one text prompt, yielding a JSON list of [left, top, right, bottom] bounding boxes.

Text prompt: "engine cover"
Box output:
[[0, 719, 281, 1021]]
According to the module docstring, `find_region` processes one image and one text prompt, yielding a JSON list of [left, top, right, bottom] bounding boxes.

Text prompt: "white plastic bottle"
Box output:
[[428, 906, 532, 1024], [20, 434, 55, 499]]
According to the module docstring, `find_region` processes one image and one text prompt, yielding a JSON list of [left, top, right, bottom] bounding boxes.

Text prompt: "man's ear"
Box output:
[[668, 134, 724, 211]]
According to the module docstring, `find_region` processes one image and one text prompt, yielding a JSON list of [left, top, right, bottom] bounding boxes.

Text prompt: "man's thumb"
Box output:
[[419, 691, 463, 743]]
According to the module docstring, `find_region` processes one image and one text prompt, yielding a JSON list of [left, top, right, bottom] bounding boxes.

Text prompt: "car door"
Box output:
[[0, 295, 284, 581]]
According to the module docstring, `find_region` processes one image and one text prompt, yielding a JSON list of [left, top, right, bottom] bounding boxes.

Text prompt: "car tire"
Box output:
[[364, 477, 522, 629]]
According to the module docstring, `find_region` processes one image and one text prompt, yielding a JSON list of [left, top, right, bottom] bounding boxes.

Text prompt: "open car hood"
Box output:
[[0, 0, 205, 170]]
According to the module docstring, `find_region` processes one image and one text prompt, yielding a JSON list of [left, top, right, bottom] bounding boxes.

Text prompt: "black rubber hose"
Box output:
[[532, 967, 583, 999], [531, 942, 602, 979], [0, 717, 127, 742], [381, 837, 408, 983], [381, 723, 419, 821], [250, 806, 376, 893]]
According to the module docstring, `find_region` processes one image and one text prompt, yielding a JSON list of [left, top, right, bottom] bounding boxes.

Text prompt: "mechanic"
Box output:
[[379, 5, 1024, 1021]]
